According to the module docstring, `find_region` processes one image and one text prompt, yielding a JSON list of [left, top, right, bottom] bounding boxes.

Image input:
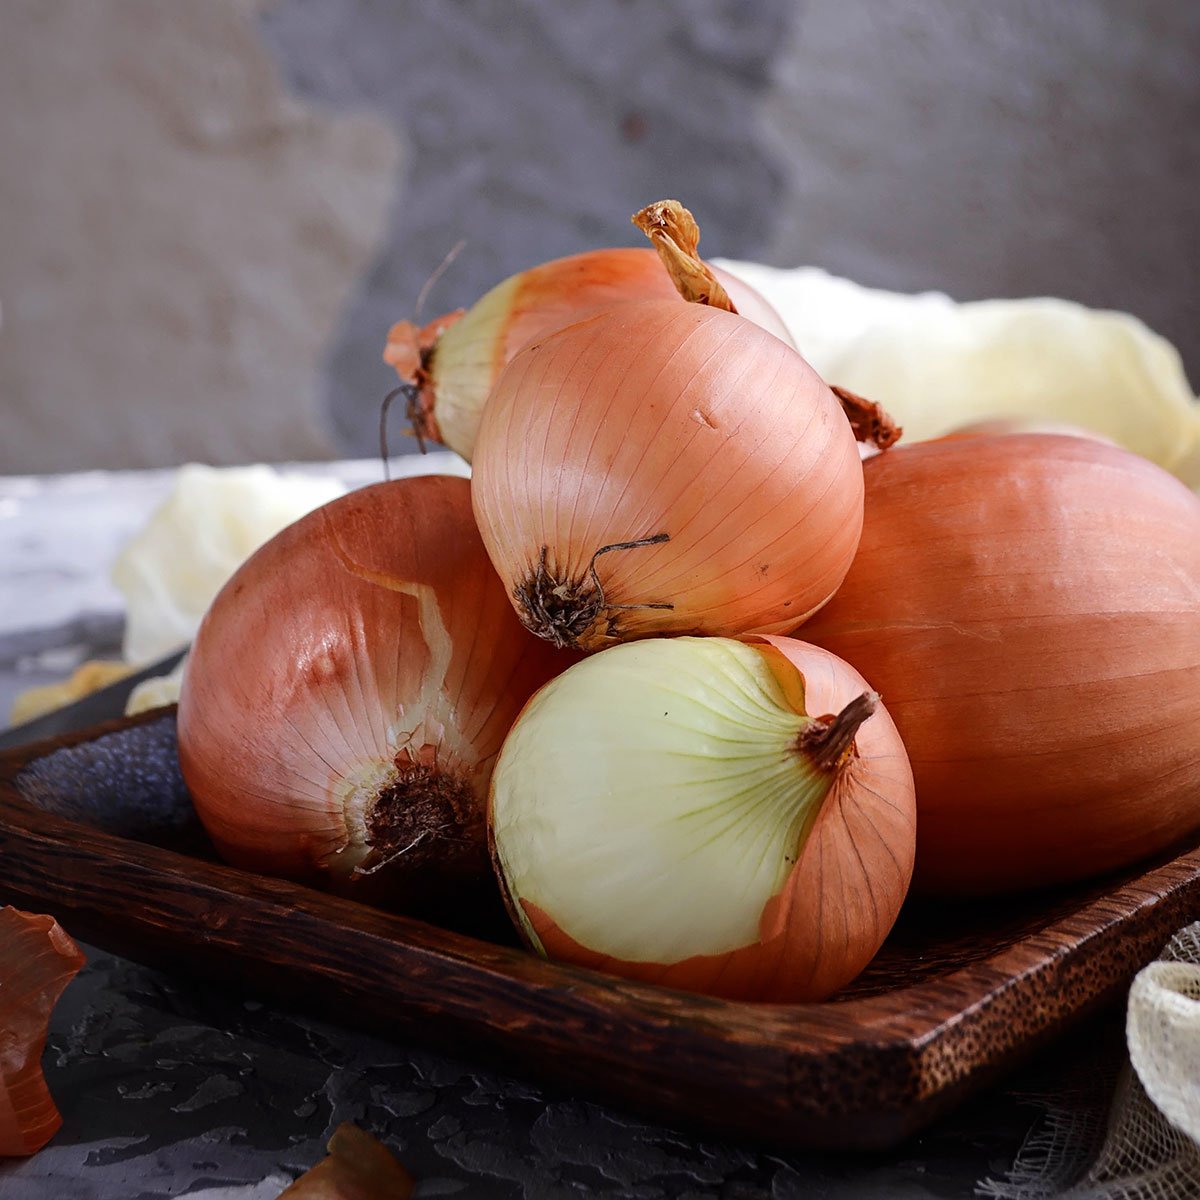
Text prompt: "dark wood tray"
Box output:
[[1, 710, 1197, 1153]]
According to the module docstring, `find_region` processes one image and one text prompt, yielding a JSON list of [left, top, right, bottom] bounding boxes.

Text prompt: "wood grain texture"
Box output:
[[1, 713, 1197, 1151]]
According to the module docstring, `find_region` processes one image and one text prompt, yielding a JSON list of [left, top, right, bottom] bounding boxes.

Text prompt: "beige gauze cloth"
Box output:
[[980, 923, 1200, 1199]]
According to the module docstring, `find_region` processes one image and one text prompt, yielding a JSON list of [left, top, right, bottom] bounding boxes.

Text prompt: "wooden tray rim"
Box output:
[[1, 709, 1195, 1149]]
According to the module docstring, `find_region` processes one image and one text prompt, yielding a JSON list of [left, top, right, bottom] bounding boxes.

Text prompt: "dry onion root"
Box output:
[[471, 299, 867, 651], [177, 476, 570, 911], [802, 434, 1200, 894], [383, 200, 793, 461], [489, 636, 915, 1002]]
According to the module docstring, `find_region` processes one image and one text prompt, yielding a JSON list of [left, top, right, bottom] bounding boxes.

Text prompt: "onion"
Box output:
[[942, 416, 1117, 445], [488, 636, 915, 1002], [802, 434, 1200, 894], [383, 200, 792, 460], [0, 907, 85, 1157], [471, 299, 865, 651], [177, 476, 569, 908]]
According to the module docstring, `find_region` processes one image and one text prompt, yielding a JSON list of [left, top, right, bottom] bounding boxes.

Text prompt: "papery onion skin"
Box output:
[[488, 636, 915, 1002], [384, 247, 793, 461], [943, 416, 1117, 445], [0, 907, 85, 1157], [802, 434, 1200, 895], [280, 1123, 414, 1198], [177, 476, 569, 905], [471, 300, 864, 652]]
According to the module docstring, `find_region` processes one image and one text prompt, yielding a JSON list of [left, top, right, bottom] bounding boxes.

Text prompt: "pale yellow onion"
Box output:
[[802, 434, 1200, 895], [471, 300, 864, 651], [488, 636, 915, 1002]]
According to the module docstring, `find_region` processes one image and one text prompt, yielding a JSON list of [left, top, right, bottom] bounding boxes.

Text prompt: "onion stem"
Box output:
[[632, 199, 738, 313], [797, 691, 880, 773], [831, 386, 903, 450]]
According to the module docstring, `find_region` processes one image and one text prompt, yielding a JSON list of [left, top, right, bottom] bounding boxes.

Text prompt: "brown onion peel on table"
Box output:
[[279, 1122, 414, 1198], [0, 907, 86, 1157]]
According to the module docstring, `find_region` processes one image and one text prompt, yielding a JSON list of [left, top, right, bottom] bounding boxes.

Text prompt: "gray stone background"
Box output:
[[1, 0, 1197, 473]]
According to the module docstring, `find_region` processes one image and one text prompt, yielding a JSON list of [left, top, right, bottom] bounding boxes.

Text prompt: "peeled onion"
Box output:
[[802, 434, 1200, 894], [489, 636, 915, 1001], [177, 476, 569, 906], [384, 201, 791, 461], [471, 299, 865, 651]]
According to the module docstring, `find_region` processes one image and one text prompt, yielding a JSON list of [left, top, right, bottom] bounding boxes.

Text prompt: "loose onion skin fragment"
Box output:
[[384, 203, 792, 462], [471, 300, 865, 652], [280, 1122, 414, 1198], [0, 907, 85, 1157], [177, 476, 569, 909], [489, 637, 915, 1002], [802, 434, 1200, 895]]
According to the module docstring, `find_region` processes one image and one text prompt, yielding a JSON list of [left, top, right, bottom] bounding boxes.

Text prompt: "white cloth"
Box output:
[[980, 924, 1200, 1199]]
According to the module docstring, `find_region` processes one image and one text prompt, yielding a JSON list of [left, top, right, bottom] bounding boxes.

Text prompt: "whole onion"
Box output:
[[802, 434, 1200, 894], [384, 201, 791, 460], [471, 299, 865, 651], [177, 476, 569, 907]]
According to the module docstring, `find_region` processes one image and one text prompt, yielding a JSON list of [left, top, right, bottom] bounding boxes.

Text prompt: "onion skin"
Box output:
[[384, 247, 793, 460], [943, 416, 1118, 445], [0, 907, 85, 1157], [488, 636, 915, 1002], [801, 434, 1200, 895], [471, 299, 864, 651], [177, 476, 569, 906], [281, 1123, 414, 1197]]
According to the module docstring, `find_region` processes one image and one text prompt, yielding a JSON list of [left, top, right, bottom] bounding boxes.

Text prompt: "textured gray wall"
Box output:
[[264, 0, 1200, 458], [2, 0, 1197, 470], [759, 2, 1200, 333], [258, 0, 793, 455]]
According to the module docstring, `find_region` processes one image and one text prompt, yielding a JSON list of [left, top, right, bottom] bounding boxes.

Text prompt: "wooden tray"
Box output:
[[2, 710, 1197, 1153]]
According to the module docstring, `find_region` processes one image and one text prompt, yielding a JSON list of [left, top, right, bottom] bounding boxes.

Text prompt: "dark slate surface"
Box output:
[[0, 942, 1110, 1199]]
